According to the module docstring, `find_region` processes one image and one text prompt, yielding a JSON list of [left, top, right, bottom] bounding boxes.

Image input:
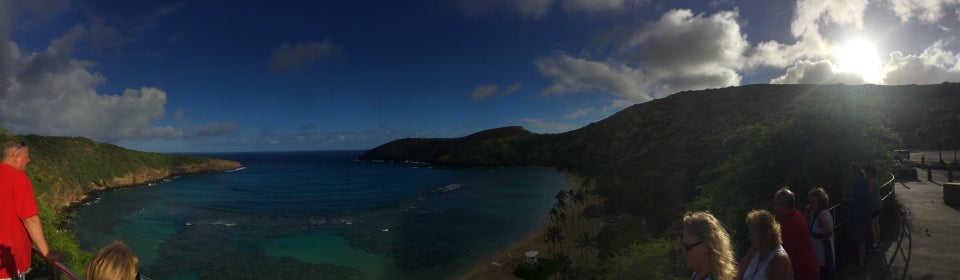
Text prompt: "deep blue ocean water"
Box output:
[[74, 151, 569, 279]]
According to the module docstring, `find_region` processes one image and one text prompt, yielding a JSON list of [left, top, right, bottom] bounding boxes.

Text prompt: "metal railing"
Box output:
[[32, 245, 82, 280], [826, 172, 896, 231]]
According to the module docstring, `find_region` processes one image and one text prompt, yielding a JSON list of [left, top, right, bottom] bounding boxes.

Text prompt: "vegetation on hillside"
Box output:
[[916, 105, 960, 163], [0, 129, 241, 277], [362, 83, 960, 278]]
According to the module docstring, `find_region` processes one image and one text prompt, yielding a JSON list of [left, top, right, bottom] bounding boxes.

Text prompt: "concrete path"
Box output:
[[884, 168, 960, 279]]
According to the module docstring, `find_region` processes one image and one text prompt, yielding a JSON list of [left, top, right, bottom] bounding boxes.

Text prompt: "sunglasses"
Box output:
[[12, 141, 26, 156], [682, 240, 703, 251]]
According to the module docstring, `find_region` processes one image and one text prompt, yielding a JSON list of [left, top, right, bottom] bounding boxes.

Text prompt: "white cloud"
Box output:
[[536, 9, 746, 102], [770, 60, 866, 84], [602, 99, 636, 113], [748, 36, 833, 68], [535, 52, 649, 100], [881, 41, 960, 84], [268, 39, 342, 73], [886, 0, 960, 23], [0, 22, 179, 140], [564, 107, 594, 119], [516, 118, 576, 133], [791, 0, 869, 38], [469, 82, 522, 101]]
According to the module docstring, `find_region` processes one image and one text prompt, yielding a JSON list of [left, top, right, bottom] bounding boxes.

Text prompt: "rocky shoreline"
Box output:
[[60, 159, 243, 213]]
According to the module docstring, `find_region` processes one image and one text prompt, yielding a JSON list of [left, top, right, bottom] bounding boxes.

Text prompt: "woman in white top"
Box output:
[[807, 188, 835, 279], [682, 212, 736, 280], [736, 210, 793, 280]]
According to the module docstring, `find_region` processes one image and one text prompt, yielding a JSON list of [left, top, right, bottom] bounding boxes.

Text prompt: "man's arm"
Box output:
[[23, 215, 61, 260]]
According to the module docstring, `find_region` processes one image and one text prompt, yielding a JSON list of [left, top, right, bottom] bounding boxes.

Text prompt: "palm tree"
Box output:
[[545, 225, 564, 255], [548, 206, 560, 227], [553, 252, 573, 280], [571, 190, 587, 225], [555, 190, 568, 209], [574, 231, 598, 267]]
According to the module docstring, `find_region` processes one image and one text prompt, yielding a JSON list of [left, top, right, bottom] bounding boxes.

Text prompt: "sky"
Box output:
[[1, 0, 960, 152]]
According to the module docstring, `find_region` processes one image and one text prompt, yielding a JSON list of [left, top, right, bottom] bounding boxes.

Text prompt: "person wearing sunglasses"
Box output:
[[0, 141, 63, 280], [737, 210, 793, 280], [682, 212, 736, 280]]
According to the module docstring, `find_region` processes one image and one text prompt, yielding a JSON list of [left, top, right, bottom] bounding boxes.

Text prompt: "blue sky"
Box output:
[[1, 0, 960, 152]]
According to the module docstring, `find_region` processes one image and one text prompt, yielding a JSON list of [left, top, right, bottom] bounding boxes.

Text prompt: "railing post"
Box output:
[[928, 167, 933, 181]]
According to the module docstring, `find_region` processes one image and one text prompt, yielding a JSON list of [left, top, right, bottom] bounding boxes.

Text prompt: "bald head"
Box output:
[[2, 141, 30, 170]]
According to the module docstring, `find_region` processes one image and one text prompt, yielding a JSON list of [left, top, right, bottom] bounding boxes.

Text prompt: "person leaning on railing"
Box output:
[[862, 164, 882, 252], [0, 141, 63, 280], [844, 163, 871, 268]]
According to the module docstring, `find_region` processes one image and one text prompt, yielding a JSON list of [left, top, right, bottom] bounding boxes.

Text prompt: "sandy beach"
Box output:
[[454, 172, 603, 280]]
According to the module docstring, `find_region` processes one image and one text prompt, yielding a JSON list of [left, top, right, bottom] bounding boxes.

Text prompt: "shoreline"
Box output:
[[454, 171, 596, 280], [60, 164, 244, 215]]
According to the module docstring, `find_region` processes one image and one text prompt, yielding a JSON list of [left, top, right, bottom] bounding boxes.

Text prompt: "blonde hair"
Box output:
[[85, 241, 139, 280], [746, 210, 782, 249], [683, 211, 736, 280], [808, 187, 830, 209]]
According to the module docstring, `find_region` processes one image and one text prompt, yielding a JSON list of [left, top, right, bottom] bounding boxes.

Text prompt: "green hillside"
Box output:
[[361, 83, 960, 276], [0, 129, 242, 277]]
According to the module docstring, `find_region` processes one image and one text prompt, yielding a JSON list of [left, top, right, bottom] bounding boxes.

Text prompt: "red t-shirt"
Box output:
[[779, 208, 820, 280], [0, 163, 39, 278]]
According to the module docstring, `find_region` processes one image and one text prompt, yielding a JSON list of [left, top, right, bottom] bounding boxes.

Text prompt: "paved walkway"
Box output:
[[884, 168, 960, 279]]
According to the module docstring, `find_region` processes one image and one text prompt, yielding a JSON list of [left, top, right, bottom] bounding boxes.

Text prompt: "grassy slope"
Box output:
[[361, 83, 960, 254], [0, 131, 241, 276]]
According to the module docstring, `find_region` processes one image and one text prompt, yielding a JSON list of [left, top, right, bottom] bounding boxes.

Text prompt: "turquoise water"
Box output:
[[74, 151, 569, 279]]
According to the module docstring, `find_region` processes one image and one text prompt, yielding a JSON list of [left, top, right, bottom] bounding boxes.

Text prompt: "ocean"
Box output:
[[74, 151, 569, 279]]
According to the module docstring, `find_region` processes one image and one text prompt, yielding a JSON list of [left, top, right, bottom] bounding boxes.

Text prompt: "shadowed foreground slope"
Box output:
[[361, 83, 960, 261]]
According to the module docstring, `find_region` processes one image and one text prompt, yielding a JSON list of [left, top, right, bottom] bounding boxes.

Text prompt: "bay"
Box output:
[[74, 151, 568, 279]]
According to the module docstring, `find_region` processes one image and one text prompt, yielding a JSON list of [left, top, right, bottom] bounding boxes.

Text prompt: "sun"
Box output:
[[835, 38, 883, 84]]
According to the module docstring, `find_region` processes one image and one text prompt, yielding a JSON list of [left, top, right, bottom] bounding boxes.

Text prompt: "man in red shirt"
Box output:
[[774, 187, 820, 280], [0, 141, 62, 279]]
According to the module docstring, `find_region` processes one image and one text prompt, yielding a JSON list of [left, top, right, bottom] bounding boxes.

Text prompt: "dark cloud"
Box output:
[[457, 0, 647, 19], [268, 39, 342, 73], [457, 0, 554, 19], [299, 122, 318, 131], [469, 82, 521, 101], [189, 122, 239, 139]]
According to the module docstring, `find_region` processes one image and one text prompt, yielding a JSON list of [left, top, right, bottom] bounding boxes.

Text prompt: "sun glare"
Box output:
[[836, 38, 883, 83]]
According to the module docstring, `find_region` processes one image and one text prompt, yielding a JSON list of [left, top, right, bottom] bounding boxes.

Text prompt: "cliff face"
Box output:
[[47, 159, 242, 209]]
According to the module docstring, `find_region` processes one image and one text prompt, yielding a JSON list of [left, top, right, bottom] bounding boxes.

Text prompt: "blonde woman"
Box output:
[[682, 212, 736, 280], [85, 241, 140, 280], [806, 188, 835, 279], [737, 210, 793, 280]]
